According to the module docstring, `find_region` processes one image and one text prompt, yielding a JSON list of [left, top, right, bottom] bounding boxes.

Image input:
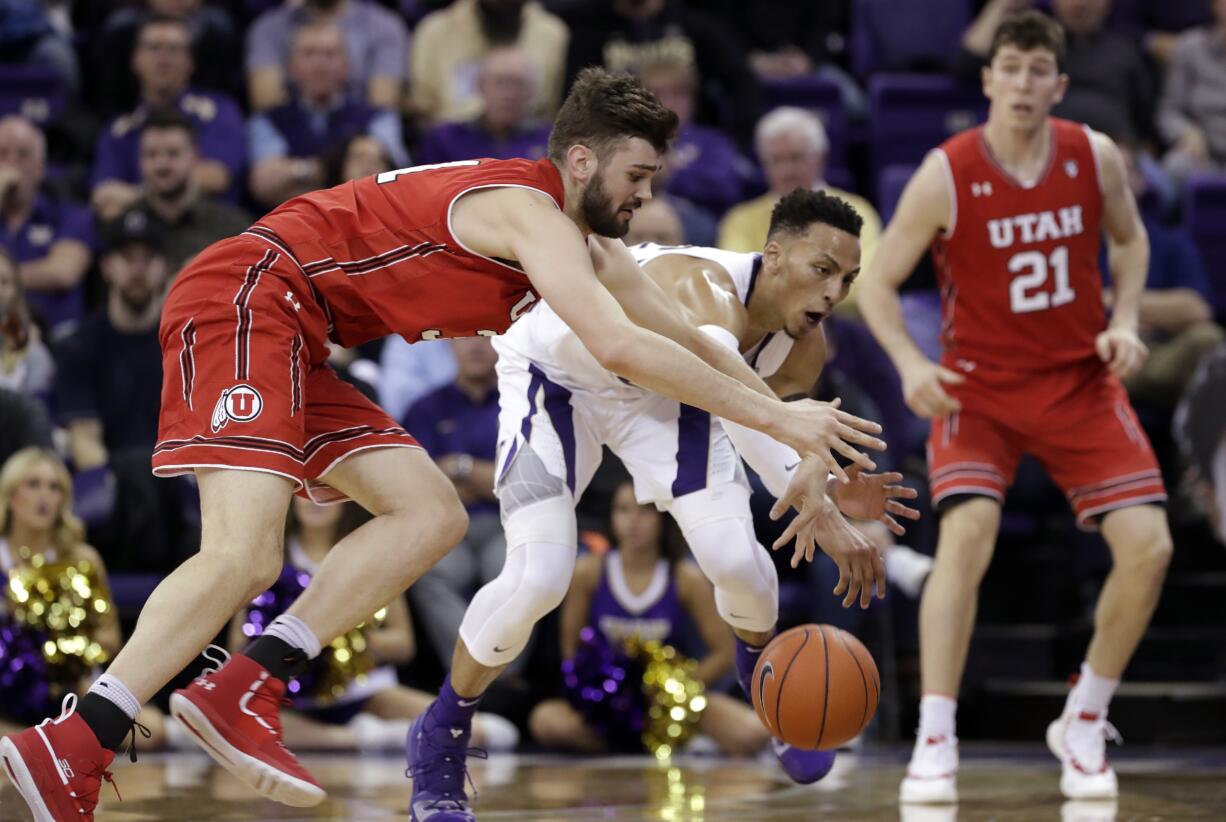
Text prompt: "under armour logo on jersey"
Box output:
[[211, 384, 264, 432], [284, 290, 301, 311], [1065, 160, 1078, 178], [971, 181, 993, 197]]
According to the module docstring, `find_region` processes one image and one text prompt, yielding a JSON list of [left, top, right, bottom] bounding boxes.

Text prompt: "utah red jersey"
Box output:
[[932, 118, 1107, 370], [241, 157, 563, 348]]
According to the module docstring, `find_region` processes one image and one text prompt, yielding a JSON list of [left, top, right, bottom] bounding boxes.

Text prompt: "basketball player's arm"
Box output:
[[1094, 131, 1151, 379], [626, 254, 885, 481], [858, 153, 965, 418], [675, 562, 735, 685], [559, 553, 602, 660], [458, 189, 880, 463]]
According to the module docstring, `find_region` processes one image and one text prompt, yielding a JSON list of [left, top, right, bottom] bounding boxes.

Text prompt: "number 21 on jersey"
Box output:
[[1008, 245, 1074, 314]]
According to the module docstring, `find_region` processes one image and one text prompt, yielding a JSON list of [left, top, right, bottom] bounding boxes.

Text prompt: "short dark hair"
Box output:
[[548, 67, 678, 163], [138, 13, 190, 41], [989, 11, 1065, 68], [767, 188, 863, 241], [140, 108, 197, 143]]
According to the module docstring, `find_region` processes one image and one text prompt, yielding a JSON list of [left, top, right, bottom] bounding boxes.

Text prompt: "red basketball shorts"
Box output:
[[926, 357, 1166, 529], [152, 235, 419, 502]]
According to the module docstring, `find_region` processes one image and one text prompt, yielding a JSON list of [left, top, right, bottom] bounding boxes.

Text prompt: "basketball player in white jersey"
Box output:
[[407, 188, 920, 814]]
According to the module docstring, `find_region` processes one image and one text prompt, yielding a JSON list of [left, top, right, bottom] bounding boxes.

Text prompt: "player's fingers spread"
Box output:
[[832, 565, 850, 596], [835, 410, 883, 435], [824, 452, 850, 483], [887, 499, 922, 519], [770, 490, 797, 521], [886, 483, 919, 499], [880, 471, 905, 484], [883, 513, 907, 536], [790, 541, 805, 569], [773, 517, 802, 550], [833, 440, 876, 472], [837, 423, 887, 451]]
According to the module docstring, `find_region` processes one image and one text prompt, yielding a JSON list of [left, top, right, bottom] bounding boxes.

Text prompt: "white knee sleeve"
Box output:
[[460, 495, 578, 667], [670, 484, 779, 633]]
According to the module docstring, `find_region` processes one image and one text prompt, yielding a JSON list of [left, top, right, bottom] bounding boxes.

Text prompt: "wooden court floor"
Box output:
[[2, 746, 1223, 820]]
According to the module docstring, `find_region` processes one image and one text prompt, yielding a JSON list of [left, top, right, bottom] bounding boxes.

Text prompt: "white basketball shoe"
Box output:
[[900, 732, 959, 804], [1046, 707, 1121, 800]]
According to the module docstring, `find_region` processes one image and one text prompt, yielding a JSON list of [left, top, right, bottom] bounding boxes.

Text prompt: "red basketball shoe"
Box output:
[[0, 695, 120, 822], [169, 647, 325, 807]]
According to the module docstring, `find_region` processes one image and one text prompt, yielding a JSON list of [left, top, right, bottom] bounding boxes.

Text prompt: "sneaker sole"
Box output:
[[899, 775, 958, 804], [169, 693, 326, 808], [0, 737, 58, 822], [1046, 718, 1118, 800]]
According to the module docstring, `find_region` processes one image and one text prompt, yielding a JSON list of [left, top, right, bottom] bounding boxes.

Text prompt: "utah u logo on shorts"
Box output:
[[211, 384, 264, 432]]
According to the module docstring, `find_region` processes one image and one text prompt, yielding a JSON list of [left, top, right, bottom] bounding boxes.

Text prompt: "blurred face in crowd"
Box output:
[[610, 482, 663, 558], [625, 197, 683, 245], [8, 457, 67, 536], [133, 21, 193, 98], [341, 136, 390, 182], [452, 337, 498, 385], [103, 243, 169, 315], [578, 138, 661, 238], [763, 219, 860, 340], [639, 62, 696, 126], [150, 0, 200, 18], [760, 129, 823, 196], [1051, 0, 1111, 35], [479, 48, 537, 133], [0, 116, 45, 205], [291, 25, 348, 104], [140, 126, 197, 200], [983, 44, 1067, 130]]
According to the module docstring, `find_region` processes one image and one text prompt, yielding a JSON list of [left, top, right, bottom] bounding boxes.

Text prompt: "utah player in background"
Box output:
[[0, 69, 885, 821], [859, 12, 1172, 804]]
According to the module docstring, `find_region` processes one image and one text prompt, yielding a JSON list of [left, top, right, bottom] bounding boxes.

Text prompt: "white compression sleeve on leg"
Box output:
[[696, 324, 809, 498], [460, 495, 578, 667], [670, 482, 779, 632]]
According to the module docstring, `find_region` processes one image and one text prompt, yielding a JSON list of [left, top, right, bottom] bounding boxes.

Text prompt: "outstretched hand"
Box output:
[[769, 464, 887, 608], [830, 465, 921, 536]]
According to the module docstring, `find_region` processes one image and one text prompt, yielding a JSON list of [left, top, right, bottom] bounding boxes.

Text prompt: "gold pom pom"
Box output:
[[5, 552, 113, 686], [625, 637, 707, 760]]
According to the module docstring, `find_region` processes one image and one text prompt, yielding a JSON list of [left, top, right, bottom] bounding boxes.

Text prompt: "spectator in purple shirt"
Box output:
[[91, 15, 246, 221], [248, 21, 407, 209], [400, 337, 506, 671], [245, 0, 408, 112], [415, 46, 552, 165], [0, 116, 92, 336], [637, 55, 752, 217]]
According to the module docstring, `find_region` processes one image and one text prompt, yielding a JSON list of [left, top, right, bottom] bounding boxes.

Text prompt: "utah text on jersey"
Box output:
[[987, 205, 1085, 249]]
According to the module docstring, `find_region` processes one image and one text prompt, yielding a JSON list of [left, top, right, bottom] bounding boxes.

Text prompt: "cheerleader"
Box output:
[[0, 448, 165, 748], [227, 496, 518, 752], [530, 481, 771, 756]]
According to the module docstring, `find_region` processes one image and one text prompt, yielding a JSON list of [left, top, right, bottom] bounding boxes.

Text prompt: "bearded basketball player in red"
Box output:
[[0, 69, 887, 821], [860, 12, 1172, 804]]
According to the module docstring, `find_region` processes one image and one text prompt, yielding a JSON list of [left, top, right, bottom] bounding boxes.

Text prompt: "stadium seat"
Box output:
[[869, 74, 987, 182], [759, 74, 849, 173], [876, 163, 917, 224], [0, 64, 66, 125], [1184, 173, 1226, 316], [850, 0, 971, 77]]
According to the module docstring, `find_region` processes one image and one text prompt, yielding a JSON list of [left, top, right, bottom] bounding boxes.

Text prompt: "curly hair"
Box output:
[[767, 187, 864, 241], [548, 67, 678, 163]]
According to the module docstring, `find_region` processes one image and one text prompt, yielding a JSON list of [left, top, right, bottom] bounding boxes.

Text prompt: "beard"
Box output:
[[477, 0, 524, 44], [119, 283, 156, 315], [151, 176, 190, 203], [581, 174, 639, 239]]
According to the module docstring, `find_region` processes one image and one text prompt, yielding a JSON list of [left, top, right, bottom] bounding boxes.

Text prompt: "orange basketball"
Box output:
[[750, 624, 880, 750]]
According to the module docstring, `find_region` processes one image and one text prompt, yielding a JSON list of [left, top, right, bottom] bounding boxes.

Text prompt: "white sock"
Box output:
[[1069, 662, 1119, 716], [918, 693, 957, 739], [265, 614, 322, 659], [88, 674, 141, 721]]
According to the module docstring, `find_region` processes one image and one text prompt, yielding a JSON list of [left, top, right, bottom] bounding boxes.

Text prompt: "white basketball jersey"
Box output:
[[493, 244, 794, 398]]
